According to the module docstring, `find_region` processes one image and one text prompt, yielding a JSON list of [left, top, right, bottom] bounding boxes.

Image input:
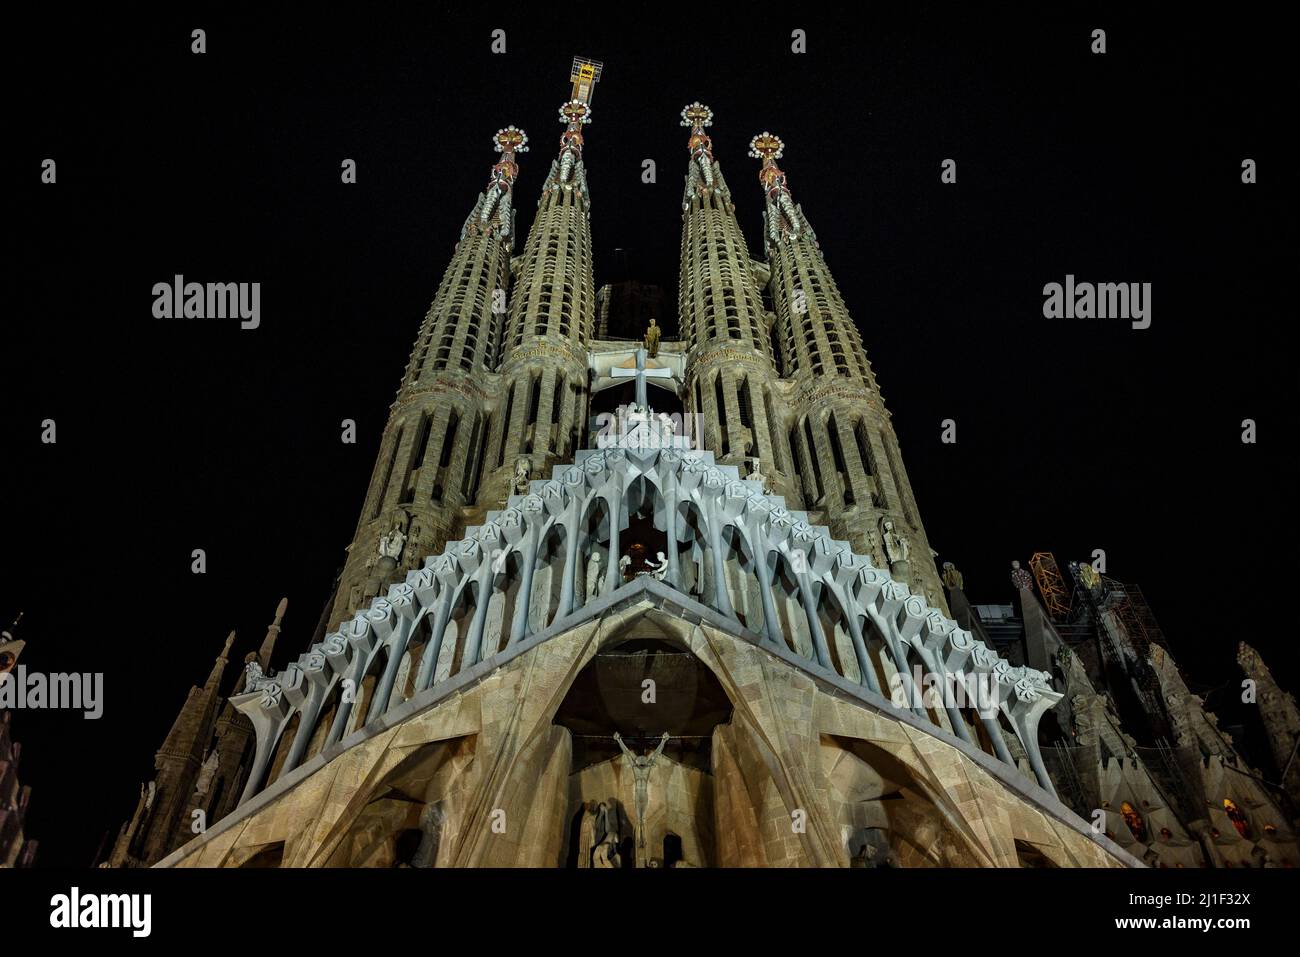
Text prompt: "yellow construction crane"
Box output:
[[1029, 551, 1072, 621]]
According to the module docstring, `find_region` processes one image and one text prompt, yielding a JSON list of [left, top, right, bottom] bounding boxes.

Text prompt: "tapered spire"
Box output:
[[680, 102, 729, 208], [548, 98, 593, 198], [257, 597, 287, 670], [203, 630, 235, 693], [464, 126, 528, 243], [748, 132, 806, 246]]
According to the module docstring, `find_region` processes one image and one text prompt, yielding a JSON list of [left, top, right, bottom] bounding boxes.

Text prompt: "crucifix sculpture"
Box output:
[[613, 731, 670, 857]]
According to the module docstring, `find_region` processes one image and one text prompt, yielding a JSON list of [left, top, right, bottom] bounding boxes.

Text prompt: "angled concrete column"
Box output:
[[367, 615, 415, 725], [557, 499, 581, 617], [980, 713, 1018, 767], [843, 606, 881, 694], [662, 473, 681, 589], [753, 548, 784, 649], [415, 586, 457, 693], [795, 576, 833, 670], [462, 564, 495, 668], [509, 526, 540, 645], [916, 644, 973, 745], [705, 508, 736, 620], [604, 489, 623, 595]]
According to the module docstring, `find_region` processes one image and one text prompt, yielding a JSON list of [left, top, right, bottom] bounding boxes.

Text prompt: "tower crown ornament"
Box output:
[[493, 126, 529, 154], [559, 99, 593, 126], [748, 131, 785, 160], [681, 102, 713, 128]]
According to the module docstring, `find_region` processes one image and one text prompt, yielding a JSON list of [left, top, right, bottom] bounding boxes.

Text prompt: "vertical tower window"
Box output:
[[714, 374, 730, 456], [460, 416, 482, 499], [827, 413, 853, 507], [764, 389, 783, 471], [524, 374, 542, 453], [372, 426, 404, 519], [802, 416, 824, 504], [497, 385, 515, 467]]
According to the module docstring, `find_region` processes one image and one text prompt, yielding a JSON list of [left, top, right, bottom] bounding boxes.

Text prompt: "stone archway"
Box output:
[[321, 734, 477, 868], [819, 734, 989, 867], [553, 612, 734, 867]]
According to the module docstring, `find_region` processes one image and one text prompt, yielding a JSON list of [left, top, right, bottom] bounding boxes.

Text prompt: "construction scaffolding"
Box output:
[[569, 56, 604, 105], [1109, 582, 1170, 652]]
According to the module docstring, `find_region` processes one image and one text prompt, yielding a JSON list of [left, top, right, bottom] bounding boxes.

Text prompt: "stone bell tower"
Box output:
[[677, 104, 789, 496], [480, 58, 603, 506], [750, 132, 946, 610], [328, 126, 529, 626]]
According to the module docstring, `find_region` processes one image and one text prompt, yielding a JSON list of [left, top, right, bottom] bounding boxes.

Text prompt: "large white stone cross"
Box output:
[[610, 347, 673, 409]]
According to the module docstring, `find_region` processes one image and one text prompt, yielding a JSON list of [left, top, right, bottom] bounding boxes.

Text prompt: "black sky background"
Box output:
[[5, 7, 1292, 866]]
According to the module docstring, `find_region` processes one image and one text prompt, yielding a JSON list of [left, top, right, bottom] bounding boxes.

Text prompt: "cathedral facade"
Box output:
[[110, 60, 1299, 869]]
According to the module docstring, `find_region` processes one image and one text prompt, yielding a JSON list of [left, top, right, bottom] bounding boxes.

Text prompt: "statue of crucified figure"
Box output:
[[613, 731, 669, 854]]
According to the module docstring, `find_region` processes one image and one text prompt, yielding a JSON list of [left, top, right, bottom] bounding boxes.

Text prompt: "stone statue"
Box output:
[[378, 523, 407, 562], [592, 840, 620, 868], [881, 518, 910, 565], [513, 457, 531, 495], [941, 561, 964, 591], [143, 780, 156, 810], [195, 749, 220, 797], [411, 803, 444, 868], [244, 660, 279, 695], [644, 317, 661, 358], [648, 551, 669, 582], [587, 800, 620, 868], [585, 551, 603, 602], [614, 731, 670, 853], [747, 457, 772, 495], [618, 553, 632, 581], [1010, 560, 1034, 591]]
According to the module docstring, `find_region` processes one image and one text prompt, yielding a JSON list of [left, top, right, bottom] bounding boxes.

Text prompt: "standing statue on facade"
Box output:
[[746, 457, 773, 495], [584, 800, 621, 868], [411, 803, 444, 868], [613, 731, 670, 856], [378, 523, 407, 563], [941, 561, 964, 591], [648, 551, 669, 582], [881, 518, 909, 564], [881, 517, 910, 580], [585, 551, 603, 602], [1010, 560, 1035, 592], [644, 317, 661, 358], [194, 749, 220, 797], [513, 458, 531, 495]]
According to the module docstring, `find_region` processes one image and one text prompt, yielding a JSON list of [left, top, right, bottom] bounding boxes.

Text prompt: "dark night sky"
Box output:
[[5, 8, 1291, 866]]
